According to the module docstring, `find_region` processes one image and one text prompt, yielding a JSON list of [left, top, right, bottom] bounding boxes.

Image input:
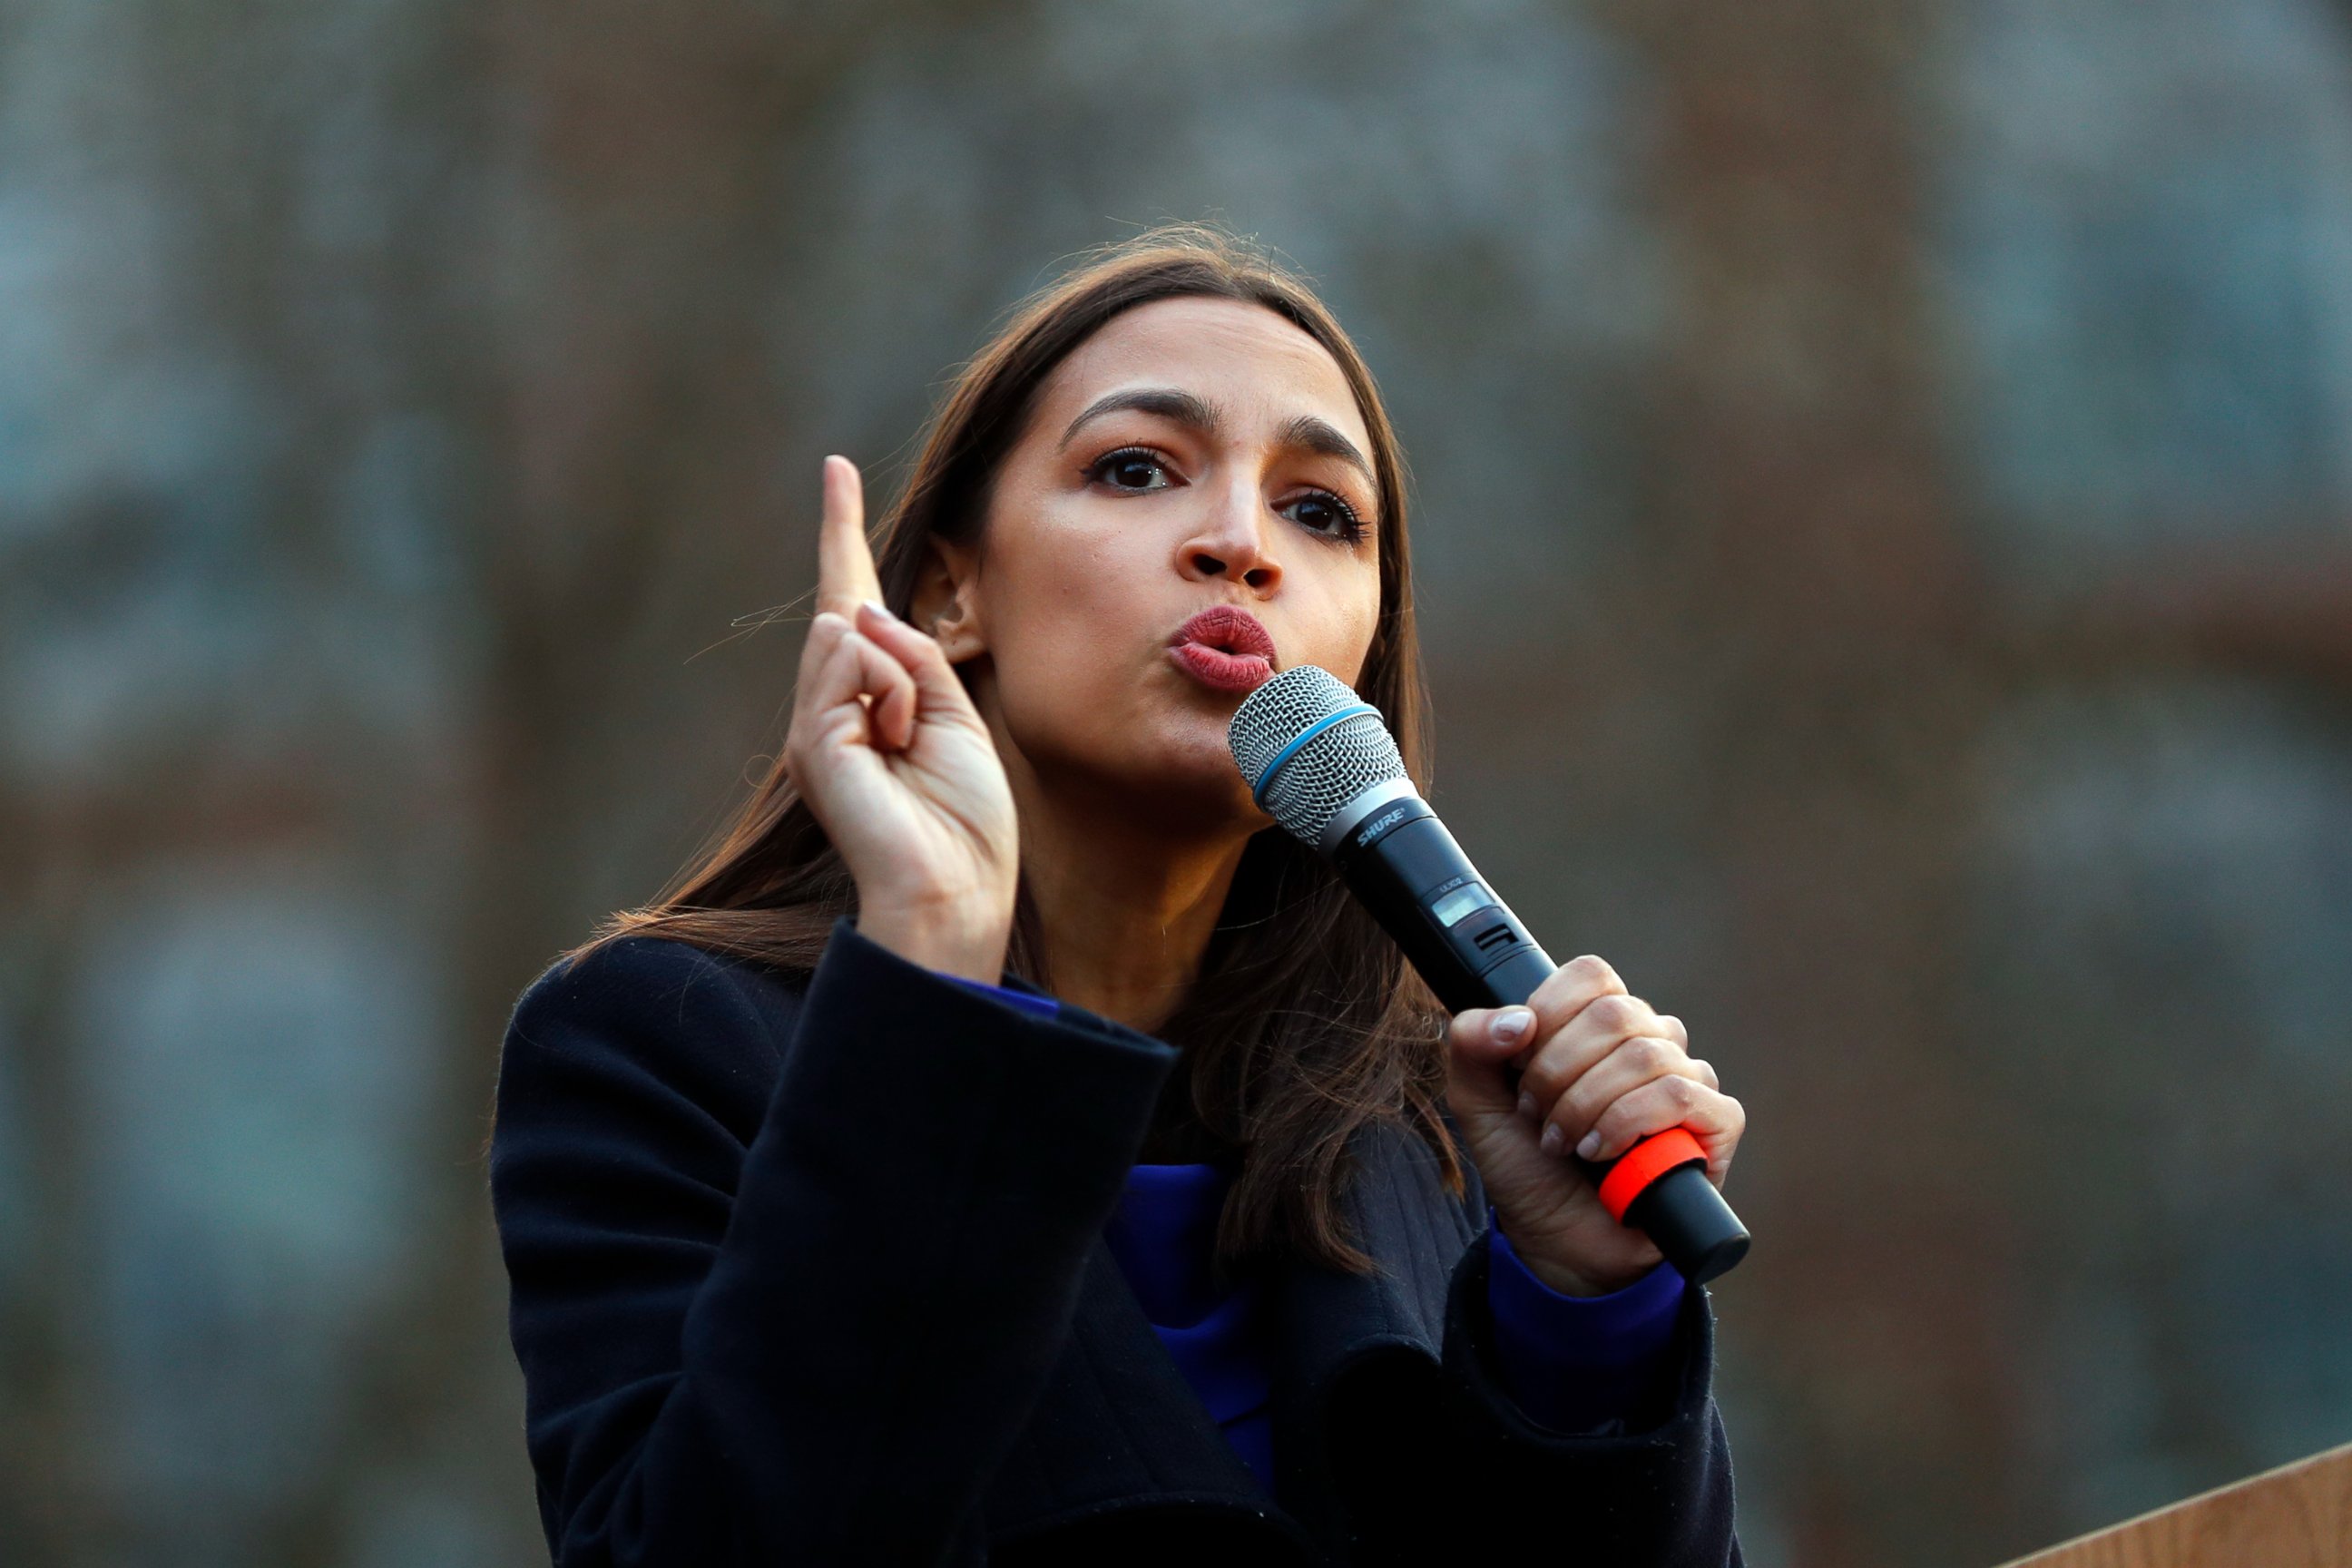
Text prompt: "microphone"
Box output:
[[1228, 664, 1750, 1285]]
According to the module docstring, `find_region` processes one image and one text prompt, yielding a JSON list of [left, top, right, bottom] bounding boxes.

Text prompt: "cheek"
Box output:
[[987, 534, 1130, 679], [979, 532, 1152, 729], [1299, 573, 1383, 686]]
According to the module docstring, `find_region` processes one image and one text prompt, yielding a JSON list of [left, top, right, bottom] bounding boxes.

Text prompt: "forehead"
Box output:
[[1038, 295, 1372, 454]]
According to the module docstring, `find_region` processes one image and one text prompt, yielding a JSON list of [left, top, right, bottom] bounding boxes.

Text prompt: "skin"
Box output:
[[784, 295, 1744, 1295]]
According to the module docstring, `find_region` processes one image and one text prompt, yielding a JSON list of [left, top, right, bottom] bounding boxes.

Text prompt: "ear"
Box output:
[[909, 534, 985, 663]]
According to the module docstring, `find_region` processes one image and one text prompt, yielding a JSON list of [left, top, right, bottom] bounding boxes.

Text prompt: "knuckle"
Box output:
[[1526, 969, 1574, 1019], [909, 625, 951, 665], [1626, 1035, 1677, 1074], [1586, 994, 1642, 1035], [1563, 954, 1622, 992], [1688, 1056, 1720, 1090], [1519, 1057, 1565, 1102], [797, 624, 838, 674], [1528, 1044, 1585, 1102]]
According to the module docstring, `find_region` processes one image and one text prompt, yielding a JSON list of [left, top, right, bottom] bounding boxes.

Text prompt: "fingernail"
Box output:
[[861, 598, 897, 622], [1514, 1092, 1537, 1122], [1576, 1130, 1602, 1160], [1539, 1123, 1565, 1157], [1492, 1007, 1533, 1044]]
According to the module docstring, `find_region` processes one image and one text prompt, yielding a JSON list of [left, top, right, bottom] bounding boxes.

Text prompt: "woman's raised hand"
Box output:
[[784, 456, 1019, 984]]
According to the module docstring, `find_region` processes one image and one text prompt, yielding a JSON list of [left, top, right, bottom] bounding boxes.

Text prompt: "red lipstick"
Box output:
[[1167, 605, 1277, 694]]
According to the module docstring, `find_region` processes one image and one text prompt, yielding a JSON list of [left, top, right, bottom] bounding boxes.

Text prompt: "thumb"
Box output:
[[1446, 1004, 1535, 1121], [1453, 1004, 1536, 1061]]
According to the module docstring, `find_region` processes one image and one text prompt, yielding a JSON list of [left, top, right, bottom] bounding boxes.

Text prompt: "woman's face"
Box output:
[[926, 295, 1385, 835]]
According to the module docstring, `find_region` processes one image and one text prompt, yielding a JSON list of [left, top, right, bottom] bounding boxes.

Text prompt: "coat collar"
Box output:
[[982, 1117, 1479, 1558]]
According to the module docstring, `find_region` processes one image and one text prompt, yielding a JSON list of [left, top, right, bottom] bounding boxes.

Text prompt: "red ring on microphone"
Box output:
[[1596, 1126, 1708, 1223]]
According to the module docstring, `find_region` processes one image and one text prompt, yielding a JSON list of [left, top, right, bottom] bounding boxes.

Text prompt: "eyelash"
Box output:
[[1083, 445, 1369, 544]]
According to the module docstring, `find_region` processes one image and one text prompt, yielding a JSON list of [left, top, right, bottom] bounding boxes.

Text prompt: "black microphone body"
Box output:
[[1228, 664, 1750, 1283], [1322, 785, 1749, 1282]]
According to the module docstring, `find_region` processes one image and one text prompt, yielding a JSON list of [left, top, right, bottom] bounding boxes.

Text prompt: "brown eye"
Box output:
[[1280, 489, 1367, 544], [1088, 447, 1175, 492]]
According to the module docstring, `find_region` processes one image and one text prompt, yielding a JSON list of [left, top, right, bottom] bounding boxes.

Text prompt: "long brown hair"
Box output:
[[581, 222, 1462, 1274]]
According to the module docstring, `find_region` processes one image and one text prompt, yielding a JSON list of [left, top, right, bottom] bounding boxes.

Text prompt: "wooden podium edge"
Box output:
[[1993, 1438, 2352, 1567]]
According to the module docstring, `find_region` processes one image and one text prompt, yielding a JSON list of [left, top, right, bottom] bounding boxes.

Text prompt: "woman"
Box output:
[[492, 225, 1748, 1566]]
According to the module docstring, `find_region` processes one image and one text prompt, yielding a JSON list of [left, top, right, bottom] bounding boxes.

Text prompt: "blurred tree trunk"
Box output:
[[1593, 4, 2032, 1563], [255, 5, 875, 1561]]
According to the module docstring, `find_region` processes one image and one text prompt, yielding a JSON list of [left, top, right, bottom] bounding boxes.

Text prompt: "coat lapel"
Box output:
[[981, 1120, 1479, 1560], [1274, 1117, 1475, 1392], [981, 1236, 1314, 1555], [1260, 1118, 1481, 1544]]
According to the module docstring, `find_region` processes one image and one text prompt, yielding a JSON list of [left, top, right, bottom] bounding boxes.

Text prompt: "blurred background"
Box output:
[[5, 0, 2352, 1563]]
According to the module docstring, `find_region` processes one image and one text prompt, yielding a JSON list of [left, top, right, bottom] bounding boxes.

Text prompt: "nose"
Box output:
[[1178, 473, 1281, 593]]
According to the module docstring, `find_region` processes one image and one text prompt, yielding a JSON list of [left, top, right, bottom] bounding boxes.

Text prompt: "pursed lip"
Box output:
[[1165, 604, 1278, 695], [1167, 605, 1278, 663]]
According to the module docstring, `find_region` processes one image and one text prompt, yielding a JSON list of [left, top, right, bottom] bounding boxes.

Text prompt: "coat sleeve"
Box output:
[[490, 916, 1179, 1567], [1482, 1213, 1688, 1436], [1433, 1231, 1743, 1565]]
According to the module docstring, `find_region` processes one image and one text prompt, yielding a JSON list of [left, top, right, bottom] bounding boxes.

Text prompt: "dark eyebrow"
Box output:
[[1060, 387, 1378, 493], [1277, 414, 1376, 488], [1059, 387, 1220, 449]]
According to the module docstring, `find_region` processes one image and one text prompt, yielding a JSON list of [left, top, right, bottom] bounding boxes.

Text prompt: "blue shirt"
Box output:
[[939, 971, 1686, 1495]]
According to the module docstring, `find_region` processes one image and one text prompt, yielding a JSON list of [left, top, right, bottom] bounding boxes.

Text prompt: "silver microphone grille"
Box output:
[[1226, 664, 1408, 845]]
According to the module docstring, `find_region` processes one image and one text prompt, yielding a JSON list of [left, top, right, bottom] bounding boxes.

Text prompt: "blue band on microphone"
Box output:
[[1250, 702, 1382, 808]]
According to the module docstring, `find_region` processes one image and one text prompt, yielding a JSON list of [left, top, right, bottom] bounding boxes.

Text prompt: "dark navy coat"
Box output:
[[490, 914, 1743, 1565]]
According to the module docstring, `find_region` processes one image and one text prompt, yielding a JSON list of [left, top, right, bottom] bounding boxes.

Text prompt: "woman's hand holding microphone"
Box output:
[[783, 456, 1019, 985], [1446, 960, 1747, 1298]]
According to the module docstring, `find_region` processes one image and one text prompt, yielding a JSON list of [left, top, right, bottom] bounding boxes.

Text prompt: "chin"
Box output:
[[1010, 676, 1262, 828], [1095, 711, 1263, 829]]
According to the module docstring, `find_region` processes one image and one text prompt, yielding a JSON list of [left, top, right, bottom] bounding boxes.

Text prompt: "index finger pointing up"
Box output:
[[816, 455, 884, 619]]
